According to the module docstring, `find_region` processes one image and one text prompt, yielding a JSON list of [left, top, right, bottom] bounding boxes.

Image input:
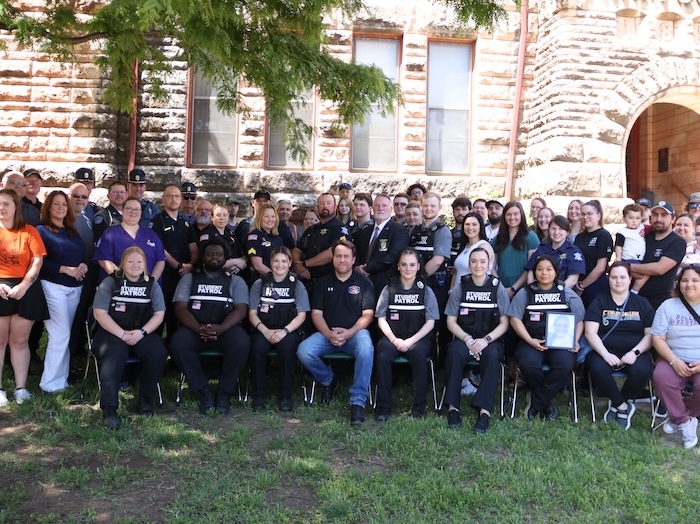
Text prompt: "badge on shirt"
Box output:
[[146, 240, 155, 247], [348, 285, 360, 295], [320, 228, 328, 236], [417, 281, 424, 289], [379, 239, 388, 252], [191, 300, 202, 310], [114, 302, 126, 312], [260, 304, 270, 313], [390, 312, 400, 321], [164, 226, 173, 232], [262, 241, 271, 247], [529, 312, 541, 322]]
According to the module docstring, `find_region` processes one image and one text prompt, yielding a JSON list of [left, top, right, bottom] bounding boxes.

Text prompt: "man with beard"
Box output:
[[93, 180, 127, 241], [392, 193, 409, 225], [151, 184, 198, 341], [632, 201, 686, 309], [169, 238, 251, 415], [292, 192, 350, 293], [485, 199, 503, 242], [192, 199, 215, 245], [449, 196, 471, 267]]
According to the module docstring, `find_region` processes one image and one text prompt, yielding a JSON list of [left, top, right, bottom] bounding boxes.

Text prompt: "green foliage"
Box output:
[[0, 0, 507, 161]]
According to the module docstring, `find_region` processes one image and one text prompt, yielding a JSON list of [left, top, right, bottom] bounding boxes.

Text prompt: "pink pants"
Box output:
[[653, 360, 700, 425]]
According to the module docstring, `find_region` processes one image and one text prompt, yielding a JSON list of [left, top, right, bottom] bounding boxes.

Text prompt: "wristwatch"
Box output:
[[140, 328, 147, 337], [633, 349, 641, 356], [485, 335, 493, 343]]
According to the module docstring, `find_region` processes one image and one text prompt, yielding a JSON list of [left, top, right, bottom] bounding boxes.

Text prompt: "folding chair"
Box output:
[[372, 356, 439, 411], [510, 364, 578, 422], [301, 351, 372, 406], [82, 308, 163, 404], [175, 350, 245, 404], [438, 360, 507, 419], [587, 371, 654, 424]]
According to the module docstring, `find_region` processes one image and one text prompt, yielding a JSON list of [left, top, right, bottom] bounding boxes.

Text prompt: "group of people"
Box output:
[[1, 169, 700, 449]]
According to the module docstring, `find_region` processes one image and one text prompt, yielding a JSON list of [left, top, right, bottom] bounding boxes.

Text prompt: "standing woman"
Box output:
[[211, 204, 248, 275], [524, 215, 584, 289], [529, 197, 547, 228], [92, 247, 168, 428], [493, 201, 540, 298], [674, 214, 700, 267], [507, 255, 585, 420], [451, 212, 495, 287], [567, 199, 584, 242], [37, 191, 87, 393], [336, 197, 355, 225], [444, 247, 510, 432], [585, 261, 654, 429], [0, 189, 47, 406], [248, 247, 309, 412], [534, 207, 554, 241], [574, 200, 613, 307], [374, 249, 439, 420], [248, 203, 285, 276]]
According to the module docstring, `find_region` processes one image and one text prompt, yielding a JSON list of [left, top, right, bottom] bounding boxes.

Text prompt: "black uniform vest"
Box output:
[[188, 270, 234, 324], [456, 275, 501, 338], [257, 273, 298, 329], [523, 282, 570, 340], [386, 277, 427, 339], [410, 222, 448, 286], [109, 276, 154, 330]]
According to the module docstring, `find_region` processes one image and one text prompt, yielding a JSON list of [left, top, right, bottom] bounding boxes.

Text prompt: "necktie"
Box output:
[[369, 226, 380, 248]]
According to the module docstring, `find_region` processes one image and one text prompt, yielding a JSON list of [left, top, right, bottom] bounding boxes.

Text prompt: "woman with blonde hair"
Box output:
[[248, 202, 284, 276]]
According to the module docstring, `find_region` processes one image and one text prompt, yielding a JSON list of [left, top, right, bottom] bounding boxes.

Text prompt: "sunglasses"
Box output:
[[183, 194, 196, 201], [689, 203, 700, 209], [71, 194, 89, 199]]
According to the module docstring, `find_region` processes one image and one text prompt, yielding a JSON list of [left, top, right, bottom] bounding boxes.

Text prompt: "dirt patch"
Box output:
[[266, 482, 320, 513]]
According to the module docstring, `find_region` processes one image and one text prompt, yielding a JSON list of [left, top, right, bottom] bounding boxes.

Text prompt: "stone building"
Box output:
[[1, 0, 700, 216]]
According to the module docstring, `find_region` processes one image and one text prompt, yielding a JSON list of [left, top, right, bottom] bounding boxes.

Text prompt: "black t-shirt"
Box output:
[[296, 217, 351, 279], [639, 231, 686, 309], [151, 211, 196, 263], [574, 228, 613, 277], [311, 272, 375, 329], [584, 292, 654, 354]]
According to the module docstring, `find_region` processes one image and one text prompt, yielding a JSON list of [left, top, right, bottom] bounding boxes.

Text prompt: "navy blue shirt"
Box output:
[[37, 226, 86, 287]]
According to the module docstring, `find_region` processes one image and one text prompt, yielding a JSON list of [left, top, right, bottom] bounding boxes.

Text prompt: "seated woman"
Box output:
[[248, 203, 285, 277], [92, 247, 168, 429], [374, 249, 439, 420], [248, 247, 309, 412], [444, 247, 510, 432], [507, 255, 585, 421], [585, 261, 654, 430], [651, 265, 700, 449]]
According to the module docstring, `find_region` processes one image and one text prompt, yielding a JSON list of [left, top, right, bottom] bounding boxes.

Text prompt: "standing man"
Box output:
[[225, 196, 242, 230], [169, 239, 251, 415], [292, 193, 351, 293], [151, 184, 198, 342], [355, 194, 409, 298], [450, 196, 472, 266], [472, 198, 488, 223], [485, 199, 504, 241], [93, 180, 127, 241], [180, 182, 198, 225], [1, 171, 38, 225], [74, 167, 100, 221], [127, 168, 159, 227], [277, 199, 298, 241], [23, 168, 43, 224], [297, 240, 375, 424], [338, 182, 353, 201], [405, 202, 423, 240], [349, 193, 374, 235], [192, 199, 214, 242], [392, 193, 410, 225], [234, 188, 271, 248], [632, 201, 686, 309]]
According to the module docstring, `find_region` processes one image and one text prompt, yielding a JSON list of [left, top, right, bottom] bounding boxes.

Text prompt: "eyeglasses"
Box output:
[[71, 194, 89, 199], [183, 194, 196, 201], [8, 180, 28, 187], [689, 203, 700, 209], [123, 207, 141, 213], [582, 212, 598, 217]]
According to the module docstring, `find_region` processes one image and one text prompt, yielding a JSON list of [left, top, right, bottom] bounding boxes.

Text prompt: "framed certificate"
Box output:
[[545, 312, 576, 350]]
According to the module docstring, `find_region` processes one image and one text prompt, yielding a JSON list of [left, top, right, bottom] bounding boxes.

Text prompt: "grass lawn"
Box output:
[[0, 362, 697, 524]]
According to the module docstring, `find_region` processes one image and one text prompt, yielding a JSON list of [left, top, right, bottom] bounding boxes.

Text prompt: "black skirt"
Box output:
[[0, 278, 49, 321]]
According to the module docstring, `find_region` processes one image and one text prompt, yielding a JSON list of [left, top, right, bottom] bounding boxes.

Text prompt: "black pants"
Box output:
[[516, 342, 576, 412], [169, 325, 250, 395], [93, 329, 168, 410], [431, 283, 450, 367], [374, 335, 431, 413], [587, 351, 653, 407], [68, 266, 97, 367], [444, 339, 503, 412], [159, 269, 181, 344], [250, 330, 300, 402]]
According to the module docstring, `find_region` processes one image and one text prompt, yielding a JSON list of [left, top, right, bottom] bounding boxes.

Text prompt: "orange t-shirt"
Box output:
[[0, 225, 47, 279]]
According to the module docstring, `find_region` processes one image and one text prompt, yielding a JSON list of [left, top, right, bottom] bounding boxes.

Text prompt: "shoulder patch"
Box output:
[[94, 215, 103, 224], [417, 280, 424, 289], [491, 277, 500, 286], [289, 275, 295, 282], [248, 247, 257, 255]]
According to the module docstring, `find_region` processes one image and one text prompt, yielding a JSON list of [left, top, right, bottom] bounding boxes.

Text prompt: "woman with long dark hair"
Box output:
[[493, 201, 539, 298], [451, 212, 495, 288]]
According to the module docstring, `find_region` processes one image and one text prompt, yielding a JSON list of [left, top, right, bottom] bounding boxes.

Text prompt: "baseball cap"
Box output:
[[224, 195, 241, 206], [74, 167, 94, 182], [636, 197, 652, 208], [181, 182, 197, 194], [128, 168, 147, 184], [23, 168, 42, 179], [339, 182, 352, 190], [651, 200, 675, 215], [254, 188, 271, 201], [485, 199, 504, 208], [689, 192, 700, 204]]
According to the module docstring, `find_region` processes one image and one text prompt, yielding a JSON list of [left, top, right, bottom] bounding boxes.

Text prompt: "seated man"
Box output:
[[297, 240, 375, 425], [170, 238, 250, 415]]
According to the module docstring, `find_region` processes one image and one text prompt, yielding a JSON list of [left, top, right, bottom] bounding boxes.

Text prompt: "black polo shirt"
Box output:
[[296, 217, 351, 279], [311, 272, 375, 329], [151, 211, 195, 263]]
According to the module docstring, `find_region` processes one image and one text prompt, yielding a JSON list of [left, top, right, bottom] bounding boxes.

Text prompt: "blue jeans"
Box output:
[[297, 330, 374, 407]]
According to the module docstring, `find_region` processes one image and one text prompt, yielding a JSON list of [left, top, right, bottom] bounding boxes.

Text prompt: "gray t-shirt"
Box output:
[[173, 271, 249, 306], [445, 279, 510, 318], [374, 283, 440, 320], [93, 276, 166, 312], [650, 297, 700, 363], [249, 278, 311, 312]]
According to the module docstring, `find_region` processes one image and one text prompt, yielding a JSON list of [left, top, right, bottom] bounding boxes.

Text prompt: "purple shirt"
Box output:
[[94, 224, 166, 283]]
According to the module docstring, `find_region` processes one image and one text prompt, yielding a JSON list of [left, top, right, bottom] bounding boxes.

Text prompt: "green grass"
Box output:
[[0, 366, 697, 523]]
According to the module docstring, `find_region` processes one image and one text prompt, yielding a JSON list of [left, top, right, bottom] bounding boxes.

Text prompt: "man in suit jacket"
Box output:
[[355, 194, 409, 298]]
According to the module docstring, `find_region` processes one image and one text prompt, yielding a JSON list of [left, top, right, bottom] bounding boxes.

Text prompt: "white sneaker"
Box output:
[[0, 389, 8, 407], [603, 400, 617, 423], [13, 388, 32, 405], [680, 416, 698, 450], [663, 420, 680, 434]]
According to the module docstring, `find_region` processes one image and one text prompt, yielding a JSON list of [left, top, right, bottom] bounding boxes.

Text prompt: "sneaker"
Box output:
[[199, 387, 215, 414], [321, 377, 338, 405], [278, 397, 293, 413], [544, 404, 558, 421], [614, 401, 636, 430], [680, 416, 698, 449], [0, 389, 8, 408], [655, 403, 668, 419], [216, 390, 231, 415], [663, 420, 681, 434], [375, 408, 391, 422], [447, 409, 461, 428], [350, 404, 365, 425], [13, 388, 32, 405], [527, 407, 539, 421], [603, 401, 618, 423], [102, 407, 120, 430], [474, 412, 490, 434]]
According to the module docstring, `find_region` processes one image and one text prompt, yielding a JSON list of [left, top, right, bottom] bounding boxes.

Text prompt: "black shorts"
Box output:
[[0, 278, 49, 321]]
